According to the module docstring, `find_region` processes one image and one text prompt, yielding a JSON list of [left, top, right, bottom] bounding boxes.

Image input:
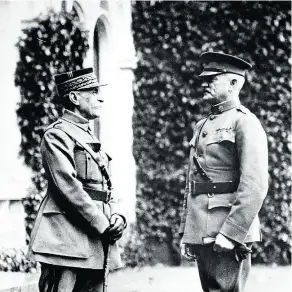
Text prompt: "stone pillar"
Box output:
[[80, 0, 137, 223]]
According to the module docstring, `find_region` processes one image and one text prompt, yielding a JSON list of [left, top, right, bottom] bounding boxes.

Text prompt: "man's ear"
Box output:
[[230, 79, 237, 86], [68, 92, 79, 105]]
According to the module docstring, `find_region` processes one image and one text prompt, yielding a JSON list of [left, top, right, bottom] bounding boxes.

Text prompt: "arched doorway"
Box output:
[[93, 15, 110, 139]]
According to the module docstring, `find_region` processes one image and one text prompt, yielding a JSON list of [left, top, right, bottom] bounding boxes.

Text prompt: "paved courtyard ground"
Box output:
[[0, 265, 291, 291], [108, 265, 291, 292]]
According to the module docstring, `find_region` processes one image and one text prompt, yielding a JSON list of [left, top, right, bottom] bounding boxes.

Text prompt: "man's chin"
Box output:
[[87, 113, 100, 120], [202, 93, 214, 101], [92, 115, 100, 120], [90, 110, 101, 119]]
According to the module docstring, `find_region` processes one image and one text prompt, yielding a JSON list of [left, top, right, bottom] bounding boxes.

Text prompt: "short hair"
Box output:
[[60, 93, 75, 111], [227, 73, 245, 92]]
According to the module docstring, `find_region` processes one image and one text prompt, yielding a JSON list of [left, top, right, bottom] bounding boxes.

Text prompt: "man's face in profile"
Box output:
[[76, 87, 104, 120]]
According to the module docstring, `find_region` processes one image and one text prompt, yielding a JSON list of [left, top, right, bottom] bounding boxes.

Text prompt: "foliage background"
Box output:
[[14, 9, 89, 241], [5, 1, 291, 271], [0, 9, 88, 272], [131, 1, 291, 265]]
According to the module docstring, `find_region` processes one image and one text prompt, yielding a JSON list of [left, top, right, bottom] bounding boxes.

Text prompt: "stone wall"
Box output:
[[0, 0, 55, 250]]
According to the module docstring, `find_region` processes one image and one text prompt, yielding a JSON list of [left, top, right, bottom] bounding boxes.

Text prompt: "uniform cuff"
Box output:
[[220, 219, 248, 244], [90, 214, 110, 234]]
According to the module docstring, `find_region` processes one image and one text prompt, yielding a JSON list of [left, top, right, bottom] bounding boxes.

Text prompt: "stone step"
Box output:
[[0, 272, 39, 292]]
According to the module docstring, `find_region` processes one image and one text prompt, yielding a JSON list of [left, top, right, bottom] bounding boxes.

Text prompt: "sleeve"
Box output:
[[178, 119, 206, 236], [178, 158, 191, 236], [179, 120, 204, 236], [219, 113, 269, 244], [41, 128, 110, 234]]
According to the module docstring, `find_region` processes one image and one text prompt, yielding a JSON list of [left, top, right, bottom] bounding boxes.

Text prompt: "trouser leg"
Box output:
[[195, 245, 251, 292], [39, 264, 77, 292], [73, 269, 104, 292], [39, 264, 104, 292], [57, 268, 77, 292]]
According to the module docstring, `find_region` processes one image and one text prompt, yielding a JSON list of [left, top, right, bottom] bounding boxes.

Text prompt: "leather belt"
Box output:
[[83, 186, 111, 203], [190, 181, 238, 196]]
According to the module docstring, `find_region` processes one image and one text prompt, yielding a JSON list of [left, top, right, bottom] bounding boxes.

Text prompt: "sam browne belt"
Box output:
[[191, 151, 238, 196], [190, 180, 239, 196], [83, 186, 111, 203]]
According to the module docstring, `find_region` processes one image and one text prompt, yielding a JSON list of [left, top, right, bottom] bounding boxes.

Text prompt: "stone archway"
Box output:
[[72, 0, 85, 22], [93, 15, 110, 138]]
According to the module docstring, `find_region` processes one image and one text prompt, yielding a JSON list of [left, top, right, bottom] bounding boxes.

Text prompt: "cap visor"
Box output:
[[79, 82, 108, 90], [199, 71, 221, 77]]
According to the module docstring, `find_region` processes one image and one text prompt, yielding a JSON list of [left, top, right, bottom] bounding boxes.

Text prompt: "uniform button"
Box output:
[[202, 131, 207, 138], [218, 105, 224, 112], [209, 115, 215, 120]]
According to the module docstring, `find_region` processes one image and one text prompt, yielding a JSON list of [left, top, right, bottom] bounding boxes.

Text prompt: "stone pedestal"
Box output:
[[0, 199, 26, 249]]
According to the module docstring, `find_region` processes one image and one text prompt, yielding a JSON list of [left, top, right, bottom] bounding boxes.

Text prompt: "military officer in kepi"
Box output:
[[179, 52, 269, 292], [29, 68, 126, 292]]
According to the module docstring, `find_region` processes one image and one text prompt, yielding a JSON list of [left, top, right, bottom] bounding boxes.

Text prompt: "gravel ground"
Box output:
[[0, 265, 290, 292], [108, 265, 292, 292]]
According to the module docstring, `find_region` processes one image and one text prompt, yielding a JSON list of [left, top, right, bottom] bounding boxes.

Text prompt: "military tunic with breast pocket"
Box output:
[[29, 110, 125, 270], [179, 100, 269, 245]]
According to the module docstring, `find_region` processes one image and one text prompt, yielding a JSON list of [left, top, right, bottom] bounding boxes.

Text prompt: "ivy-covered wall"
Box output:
[[4, 1, 291, 271], [2, 10, 89, 272], [0, 9, 88, 273], [131, 1, 291, 265]]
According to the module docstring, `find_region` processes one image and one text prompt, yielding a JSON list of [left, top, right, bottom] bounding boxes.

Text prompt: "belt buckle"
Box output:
[[207, 193, 214, 198]]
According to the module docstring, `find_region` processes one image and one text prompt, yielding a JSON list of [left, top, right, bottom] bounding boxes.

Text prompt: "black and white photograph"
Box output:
[[0, 1, 290, 291]]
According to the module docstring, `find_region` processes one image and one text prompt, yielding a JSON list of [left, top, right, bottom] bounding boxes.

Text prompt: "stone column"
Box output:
[[80, 0, 137, 223]]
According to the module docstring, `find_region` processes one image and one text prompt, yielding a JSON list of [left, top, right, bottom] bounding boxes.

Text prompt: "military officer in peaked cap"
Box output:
[[179, 52, 269, 292], [29, 68, 127, 292]]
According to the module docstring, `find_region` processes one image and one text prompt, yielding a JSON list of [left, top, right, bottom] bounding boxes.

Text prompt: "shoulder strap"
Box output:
[[55, 120, 112, 190], [194, 117, 209, 150], [192, 116, 213, 182]]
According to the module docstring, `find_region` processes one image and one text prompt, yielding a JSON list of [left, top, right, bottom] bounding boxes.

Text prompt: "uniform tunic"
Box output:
[[29, 110, 124, 270], [179, 100, 269, 245]]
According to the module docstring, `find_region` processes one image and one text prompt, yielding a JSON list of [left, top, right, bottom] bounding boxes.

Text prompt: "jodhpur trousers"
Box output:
[[192, 245, 251, 292], [39, 263, 104, 292]]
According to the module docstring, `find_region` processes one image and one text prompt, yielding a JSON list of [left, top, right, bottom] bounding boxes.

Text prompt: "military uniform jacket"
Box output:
[[29, 110, 125, 270], [179, 100, 269, 244]]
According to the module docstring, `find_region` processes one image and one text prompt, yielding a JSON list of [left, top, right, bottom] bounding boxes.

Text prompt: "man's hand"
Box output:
[[108, 214, 125, 242], [213, 233, 235, 252], [101, 214, 125, 245], [180, 242, 197, 261]]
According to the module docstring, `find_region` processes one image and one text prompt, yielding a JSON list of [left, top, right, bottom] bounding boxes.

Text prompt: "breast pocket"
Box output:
[[74, 150, 89, 180], [74, 149, 103, 182], [206, 130, 237, 170]]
